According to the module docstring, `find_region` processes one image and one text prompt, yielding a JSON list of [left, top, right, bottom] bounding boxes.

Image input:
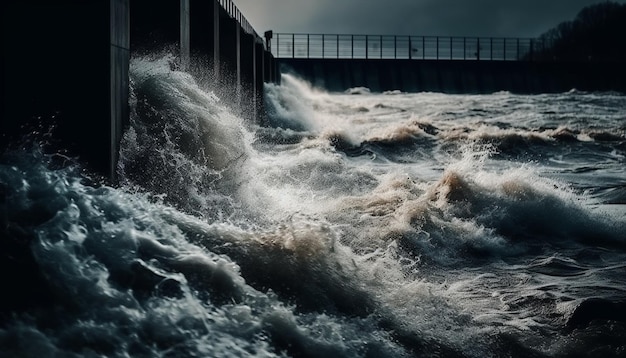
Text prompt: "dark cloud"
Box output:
[[236, 0, 626, 38]]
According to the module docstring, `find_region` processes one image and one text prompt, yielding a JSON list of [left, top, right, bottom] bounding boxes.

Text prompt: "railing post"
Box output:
[[380, 35, 382, 58], [516, 38, 520, 60], [337, 34, 339, 58], [276, 34, 280, 57], [503, 38, 506, 61], [409, 36, 412, 60], [463, 37, 467, 60], [292, 33, 294, 58], [477, 38, 480, 60], [322, 34, 325, 58], [307, 34, 309, 58], [351, 35, 354, 59], [366, 35, 368, 59], [490, 38, 493, 60], [450, 37, 453, 60], [422, 36, 425, 59], [529, 39, 534, 62], [394, 36, 397, 59], [436, 37, 439, 60]]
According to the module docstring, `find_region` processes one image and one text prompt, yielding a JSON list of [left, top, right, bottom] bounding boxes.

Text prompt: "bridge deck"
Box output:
[[272, 33, 553, 61]]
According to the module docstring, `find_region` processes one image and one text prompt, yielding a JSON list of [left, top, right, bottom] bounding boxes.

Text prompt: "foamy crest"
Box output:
[[263, 74, 339, 133], [0, 153, 417, 357], [119, 55, 254, 221], [3, 67, 625, 357]]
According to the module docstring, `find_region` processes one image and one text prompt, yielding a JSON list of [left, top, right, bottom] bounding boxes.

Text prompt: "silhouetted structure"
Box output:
[[273, 3, 626, 94], [273, 34, 542, 61], [275, 10, 626, 95], [2, 0, 130, 181], [1, 0, 279, 182]]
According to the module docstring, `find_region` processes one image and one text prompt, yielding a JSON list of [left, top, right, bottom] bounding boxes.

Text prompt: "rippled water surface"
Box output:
[[1, 57, 625, 357]]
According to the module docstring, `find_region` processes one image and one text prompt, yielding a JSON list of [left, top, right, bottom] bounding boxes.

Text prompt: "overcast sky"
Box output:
[[235, 0, 626, 38]]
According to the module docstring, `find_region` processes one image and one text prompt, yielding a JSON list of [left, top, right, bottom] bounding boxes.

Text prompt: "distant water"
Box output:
[[1, 56, 625, 357]]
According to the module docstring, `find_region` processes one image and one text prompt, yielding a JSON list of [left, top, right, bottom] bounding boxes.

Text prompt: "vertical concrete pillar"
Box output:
[[266, 52, 273, 83], [189, 0, 215, 85], [254, 41, 266, 122], [213, 0, 220, 80], [2, 0, 129, 182], [275, 55, 281, 84], [180, 0, 190, 71], [265, 53, 279, 84], [110, 0, 131, 182], [131, 0, 189, 68], [235, 24, 242, 108], [269, 53, 276, 83], [239, 31, 257, 120], [217, 8, 239, 103], [253, 41, 258, 119], [264, 52, 272, 83]]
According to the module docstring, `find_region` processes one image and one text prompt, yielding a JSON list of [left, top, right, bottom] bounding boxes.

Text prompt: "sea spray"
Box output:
[[1, 60, 625, 357], [119, 55, 253, 221], [0, 150, 412, 358]]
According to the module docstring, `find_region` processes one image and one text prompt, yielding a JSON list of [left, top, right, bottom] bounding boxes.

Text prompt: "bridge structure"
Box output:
[[272, 34, 546, 61], [2, 0, 280, 183], [273, 32, 626, 94]]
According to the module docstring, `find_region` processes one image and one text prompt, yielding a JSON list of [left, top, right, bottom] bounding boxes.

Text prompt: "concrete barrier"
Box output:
[[2, 0, 278, 182], [278, 58, 626, 94], [131, 0, 188, 61], [2, 0, 130, 183]]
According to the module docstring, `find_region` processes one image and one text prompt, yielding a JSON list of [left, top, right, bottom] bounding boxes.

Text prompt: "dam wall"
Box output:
[[2, 0, 279, 182], [274, 33, 625, 94], [278, 58, 626, 94], [2, 0, 131, 181]]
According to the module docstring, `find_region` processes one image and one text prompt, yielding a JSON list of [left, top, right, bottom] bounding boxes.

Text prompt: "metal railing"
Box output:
[[218, 0, 260, 40], [273, 33, 554, 61]]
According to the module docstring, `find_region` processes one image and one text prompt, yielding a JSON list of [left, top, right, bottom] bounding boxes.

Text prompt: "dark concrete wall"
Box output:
[[180, 0, 190, 70], [218, 10, 239, 92], [278, 58, 626, 94], [2, 0, 130, 182], [111, 0, 131, 179], [2, 0, 277, 181], [239, 31, 255, 119], [265, 52, 280, 85], [189, 0, 216, 84], [255, 42, 265, 120], [131, 0, 185, 57]]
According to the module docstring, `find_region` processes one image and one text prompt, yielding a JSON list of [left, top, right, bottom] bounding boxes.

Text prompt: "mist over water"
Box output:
[[1, 56, 625, 357]]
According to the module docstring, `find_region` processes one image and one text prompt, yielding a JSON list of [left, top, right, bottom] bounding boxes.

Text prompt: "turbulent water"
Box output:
[[1, 56, 625, 357]]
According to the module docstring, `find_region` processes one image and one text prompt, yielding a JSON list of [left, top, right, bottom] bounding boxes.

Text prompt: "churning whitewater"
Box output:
[[1, 56, 625, 357]]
